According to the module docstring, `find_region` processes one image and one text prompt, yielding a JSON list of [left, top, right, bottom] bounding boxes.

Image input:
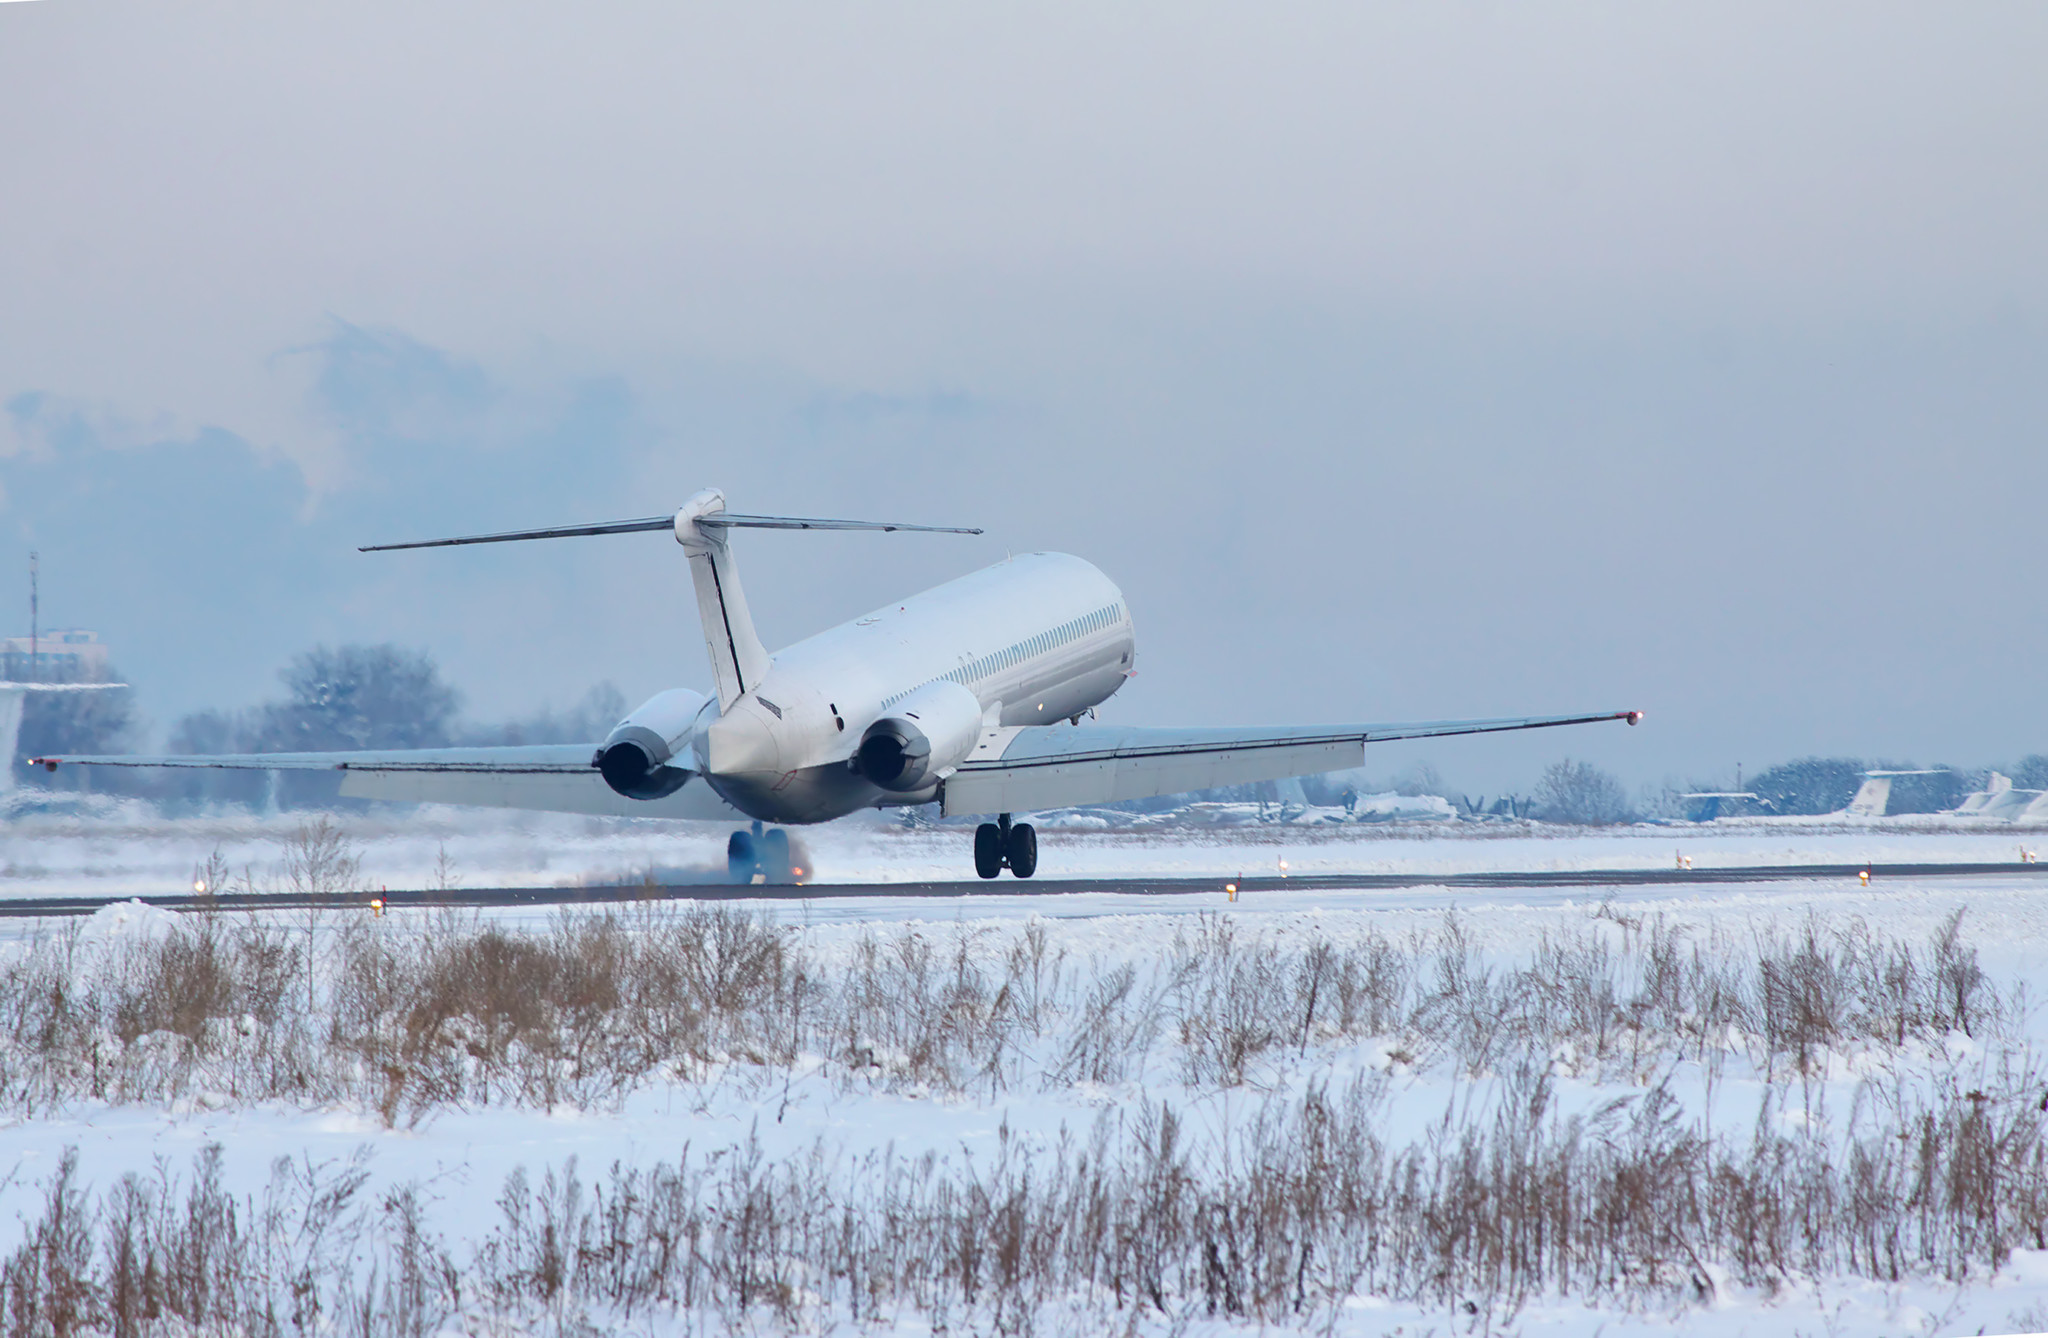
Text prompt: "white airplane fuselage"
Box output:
[[679, 552, 1135, 824]]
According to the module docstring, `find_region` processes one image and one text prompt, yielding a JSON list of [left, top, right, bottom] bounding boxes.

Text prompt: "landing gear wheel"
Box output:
[[974, 823, 1004, 879], [761, 828, 792, 884], [1006, 822, 1037, 878], [727, 830, 759, 884]]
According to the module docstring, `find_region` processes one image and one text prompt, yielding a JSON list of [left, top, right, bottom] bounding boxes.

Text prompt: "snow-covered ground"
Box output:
[[2, 808, 2047, 1335], [3, 800, 2045, 899]]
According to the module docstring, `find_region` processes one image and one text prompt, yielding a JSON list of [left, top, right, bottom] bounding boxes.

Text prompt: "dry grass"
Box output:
[[0, 898, 2041, 1331], [1, 1065, 2042, 1335], [0, 902, 2023, 1120]]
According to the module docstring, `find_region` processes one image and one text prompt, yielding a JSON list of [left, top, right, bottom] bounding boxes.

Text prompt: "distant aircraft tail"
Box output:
[[1843, 776, 1891, 817], [1843, 768, 1947, 820], [359, 490, 982, 711]]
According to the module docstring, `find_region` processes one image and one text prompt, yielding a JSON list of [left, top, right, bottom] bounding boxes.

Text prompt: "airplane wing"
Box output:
[[31, 745, 748, 821], [939, 710, 1642, 816]]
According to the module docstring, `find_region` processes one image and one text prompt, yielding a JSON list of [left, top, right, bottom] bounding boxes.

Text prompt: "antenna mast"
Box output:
[[26, 552, 36, 683]]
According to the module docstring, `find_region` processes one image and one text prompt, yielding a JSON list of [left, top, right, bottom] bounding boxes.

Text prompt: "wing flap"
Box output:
[[940, 711, 1639, 816], [943, 735, 1362, 815], [338, 767, 745, 820], [35, 744, 745, 822], [34, 745, 598, 773]]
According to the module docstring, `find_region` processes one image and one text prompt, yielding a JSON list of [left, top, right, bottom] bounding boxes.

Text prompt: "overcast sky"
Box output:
[[2, 1, 2044, 793]]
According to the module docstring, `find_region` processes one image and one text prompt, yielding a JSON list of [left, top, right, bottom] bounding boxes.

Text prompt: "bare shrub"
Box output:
[[1052, 962, 1159, 1087], [1536, 758, 1634, 825], [281, 816, 362, 899], [1170, 915, 1289, 1086]]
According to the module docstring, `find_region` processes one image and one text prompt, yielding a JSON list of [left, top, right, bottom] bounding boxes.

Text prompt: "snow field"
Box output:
[[3, 803, 2046, 901], [1, 824, 2047, 1335]]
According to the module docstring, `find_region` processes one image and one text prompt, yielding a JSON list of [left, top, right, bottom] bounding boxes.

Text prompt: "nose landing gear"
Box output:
[[973, 813, 1037, 879], [727, 822, 795, 884]]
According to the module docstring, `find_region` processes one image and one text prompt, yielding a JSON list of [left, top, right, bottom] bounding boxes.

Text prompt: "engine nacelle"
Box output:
[[596, 688, 710, 799], [855, 679, 983, 792]]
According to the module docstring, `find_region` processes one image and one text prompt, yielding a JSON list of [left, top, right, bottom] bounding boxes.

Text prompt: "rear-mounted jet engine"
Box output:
[[854, 679, 982, 793], [596, 688, 709, 799]]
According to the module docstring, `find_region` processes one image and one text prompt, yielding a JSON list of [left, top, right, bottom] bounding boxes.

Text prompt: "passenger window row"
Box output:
[[883, 603, 1125, 710]]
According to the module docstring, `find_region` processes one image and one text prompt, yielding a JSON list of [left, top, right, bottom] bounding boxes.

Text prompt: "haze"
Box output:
[[2, 1, 2044, 792]]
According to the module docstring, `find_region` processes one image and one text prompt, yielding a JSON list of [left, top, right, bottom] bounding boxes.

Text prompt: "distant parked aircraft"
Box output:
[[1953, 772, 2048, 822], [1843, 769, 1948, 818]]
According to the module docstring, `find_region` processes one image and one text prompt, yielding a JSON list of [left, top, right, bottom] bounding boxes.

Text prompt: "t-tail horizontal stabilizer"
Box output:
[[359, 488, 982, 711], [358, 509, 982, 552]]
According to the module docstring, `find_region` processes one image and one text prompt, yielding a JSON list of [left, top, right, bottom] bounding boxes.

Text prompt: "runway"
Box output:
[[5, 860, 2045, 917]]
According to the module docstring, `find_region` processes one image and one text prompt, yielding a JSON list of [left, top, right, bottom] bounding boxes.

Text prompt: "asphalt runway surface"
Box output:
[[4, 860, 2045, 918]]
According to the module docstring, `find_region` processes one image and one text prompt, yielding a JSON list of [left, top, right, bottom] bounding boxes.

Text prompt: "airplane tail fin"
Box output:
[[674, 490, 769, 709], [1844, 775, 1892, 817], [360, 492, 982, 711]]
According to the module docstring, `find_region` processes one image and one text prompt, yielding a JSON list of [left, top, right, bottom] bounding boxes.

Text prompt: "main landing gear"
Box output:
[[727, 821, 795, 884], [974, 813, 1036, 879]]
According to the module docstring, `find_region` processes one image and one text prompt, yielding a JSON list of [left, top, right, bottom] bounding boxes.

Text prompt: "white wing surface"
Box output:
[[32, 745, 747, 821], [940, 710, 1642, 816]]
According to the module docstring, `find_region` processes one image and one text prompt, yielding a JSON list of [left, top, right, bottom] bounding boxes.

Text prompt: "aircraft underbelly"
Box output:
[[703, 762, 885, 825], [998, 661, 1127, 726]]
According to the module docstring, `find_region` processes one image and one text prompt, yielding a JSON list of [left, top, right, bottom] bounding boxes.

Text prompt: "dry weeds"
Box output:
[[0, 900, 2040, 1332]]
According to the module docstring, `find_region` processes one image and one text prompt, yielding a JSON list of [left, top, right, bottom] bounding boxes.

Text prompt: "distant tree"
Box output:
[[255, 645, 458, 807], [169, 708, 251, 755], [1391, 762, 1445, 798], [459, 682, 629, 746], [2014, 755, 2048, 791], [1535, 759, 1633, 826], [1748, 757, 1867, 816], [1299, 773, 1349, 807], [256, 644, 459, 752], [164, 707, 268, 811]]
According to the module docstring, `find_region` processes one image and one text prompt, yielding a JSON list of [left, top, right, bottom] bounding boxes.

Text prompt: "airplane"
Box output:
[[36, 488, 1642, 880]]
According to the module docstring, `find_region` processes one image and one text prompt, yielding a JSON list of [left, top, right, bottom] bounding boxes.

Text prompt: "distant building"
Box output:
[[0, 629, 111, 682]]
